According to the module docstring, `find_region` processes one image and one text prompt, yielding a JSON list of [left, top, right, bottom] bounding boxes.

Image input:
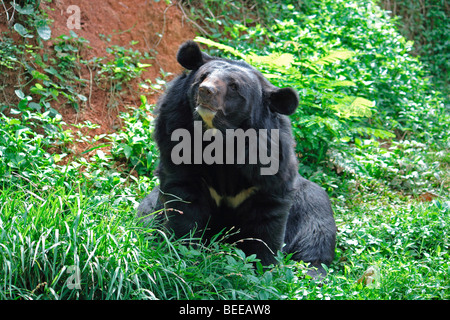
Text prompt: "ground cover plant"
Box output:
[[0, 0, 449, 300]]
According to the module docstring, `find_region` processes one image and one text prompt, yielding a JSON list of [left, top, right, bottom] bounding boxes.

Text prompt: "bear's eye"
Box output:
[[229, 83, 238, 91], [198, 73, 208, 83]]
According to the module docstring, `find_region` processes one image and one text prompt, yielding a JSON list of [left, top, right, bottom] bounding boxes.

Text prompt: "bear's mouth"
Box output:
[[195, 104, 217, 129], [197, 103, 216, 112], [195, 92, 217, 112]]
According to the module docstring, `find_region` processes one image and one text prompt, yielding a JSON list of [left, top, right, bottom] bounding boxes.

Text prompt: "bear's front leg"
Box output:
[[158, 179, 212, 239], [234, 202, 290, 266]]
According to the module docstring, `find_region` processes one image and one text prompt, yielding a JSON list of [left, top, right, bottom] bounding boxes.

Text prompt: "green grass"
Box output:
[[0, 178, 305, 300], [1, 176, 448, 300], [333, 197, 450, 299]]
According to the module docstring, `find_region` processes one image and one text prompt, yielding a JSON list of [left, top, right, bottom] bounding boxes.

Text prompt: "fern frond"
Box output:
[[351, 127, 396, 139], [246, 52, 295, 68], [195, 37, 295, 69], [194, 36, 246, 59], [315, 50, 355, 65], [329, 97, 375, 119], [327, 80, 357, 87]]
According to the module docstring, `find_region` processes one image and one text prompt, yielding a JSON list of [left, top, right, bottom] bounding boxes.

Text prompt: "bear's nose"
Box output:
[[198, 83, 216, 99]]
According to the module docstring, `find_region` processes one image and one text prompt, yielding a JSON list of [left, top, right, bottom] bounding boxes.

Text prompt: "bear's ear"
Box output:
[[177, 41, 212, 70], [268, 87, 299, 115]]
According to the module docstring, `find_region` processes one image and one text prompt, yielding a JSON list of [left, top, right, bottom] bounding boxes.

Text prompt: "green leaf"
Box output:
[[246, 52, 295, 68], [77, 94, 88, 102], [329, 97, 375, 119], [315, 50, 355, 65], [32, 70, 50, 81], [8, 118, 21, 125], [28, 102, 42, 111], [96, 150, 107, 160], [14, 4, 34, 15], [37, 24, 52, 41], [14, 23, 33, 38], [262, 73, 283, 79], [14, 89, 25, 100], [140, 95, 147, 106], [18, 99, 29, 110], [194, 36, 246, 60], [44, 67, 64, 81], [327, 80, 357, 87], [350, 97, 375, 109], [137, 62, 152, 68], [352, 127, 396, 139], [123, 145, 132, 159], [53, 153, 68, 163]]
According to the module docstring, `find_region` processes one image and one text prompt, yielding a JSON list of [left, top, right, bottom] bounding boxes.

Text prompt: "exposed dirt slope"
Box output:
[[41, 0, 196, 155]]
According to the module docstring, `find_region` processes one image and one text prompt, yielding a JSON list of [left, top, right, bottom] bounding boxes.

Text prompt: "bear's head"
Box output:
[[177, 41, 299, 130]]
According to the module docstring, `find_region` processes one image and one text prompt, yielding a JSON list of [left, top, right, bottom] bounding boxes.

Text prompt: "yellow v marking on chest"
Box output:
[[208, 186, 259, 208]]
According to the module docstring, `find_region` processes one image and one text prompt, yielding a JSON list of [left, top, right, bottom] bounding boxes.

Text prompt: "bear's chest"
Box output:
[[201, 164, 258, 209], [207, 184, 259, 208]]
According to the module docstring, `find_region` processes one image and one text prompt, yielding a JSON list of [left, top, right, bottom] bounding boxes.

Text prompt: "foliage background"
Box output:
[[380, 0, 449, 98]]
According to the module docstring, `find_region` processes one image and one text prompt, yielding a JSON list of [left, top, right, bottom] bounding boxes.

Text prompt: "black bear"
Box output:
[[138, 41, 336, 275]]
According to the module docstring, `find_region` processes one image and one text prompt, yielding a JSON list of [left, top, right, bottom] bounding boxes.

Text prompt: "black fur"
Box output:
[[138, 41, 336, 274]]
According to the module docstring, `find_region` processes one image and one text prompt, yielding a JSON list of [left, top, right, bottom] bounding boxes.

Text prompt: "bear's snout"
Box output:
[[198, 83, 217, 110], [199, 83, 216, 98], [196, 75, 227, 111]]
